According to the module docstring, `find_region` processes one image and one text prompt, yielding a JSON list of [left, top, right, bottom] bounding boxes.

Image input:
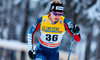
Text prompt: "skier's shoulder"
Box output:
[[36, 16, 42, 22], [36, 15, 48, 22], [64, 17, 71, 23], [42, 15, 48, 18], [59, 16, 71, 23]]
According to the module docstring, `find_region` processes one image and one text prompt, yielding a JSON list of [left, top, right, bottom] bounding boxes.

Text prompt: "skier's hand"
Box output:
[[73, 25, 80, 34], [28, 50, 36, 59]]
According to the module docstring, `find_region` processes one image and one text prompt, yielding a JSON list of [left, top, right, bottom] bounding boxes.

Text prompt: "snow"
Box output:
[[0, 39, 28, 51], [75, 41, 86, 60], [29, 0, 40, 10], [13, 0, 21, 5], [74, 0, 79, 3], [90, 41, 97, 53], [59, 50, 79, 60], [86, 0, 100, 21], [79, 25, 87, 40], [39, 0, 48, 6], [75, 3, 81, 13], [3, 28, 8, 39], [93, 24, 100, 37], [16, 23, 22, 38], [0, 39, 79, 60]]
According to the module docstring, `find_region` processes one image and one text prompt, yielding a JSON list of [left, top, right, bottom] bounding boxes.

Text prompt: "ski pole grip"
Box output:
[[73, 24, 80, 34]]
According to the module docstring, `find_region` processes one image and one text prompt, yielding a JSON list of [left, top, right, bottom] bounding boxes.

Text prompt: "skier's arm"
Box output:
[[64, 18, 81, 42], [27, 17, 42, 50]]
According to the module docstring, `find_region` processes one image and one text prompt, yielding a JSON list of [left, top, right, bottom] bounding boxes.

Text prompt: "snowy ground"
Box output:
[[0, 39, 79, 60]]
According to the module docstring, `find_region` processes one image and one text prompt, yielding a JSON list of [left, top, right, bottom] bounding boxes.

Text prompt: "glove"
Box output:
[[28, 50, 36, 59], [73, 25, 80, 34]]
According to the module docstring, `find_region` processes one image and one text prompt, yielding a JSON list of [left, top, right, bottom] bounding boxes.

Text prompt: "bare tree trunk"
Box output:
[[0, 0, 10, 60], [20, 0, 29, 43], [85, 24, 93, 60], [96, 23, 100, 60], [5, 0, 15, 59], [0, 0, 7, 39], [86, 0, 97, 9], [73, 13, 78, 25], [0, 48, 3, 60], [96, 34, 100, 60], [7, 0, 13, 40]]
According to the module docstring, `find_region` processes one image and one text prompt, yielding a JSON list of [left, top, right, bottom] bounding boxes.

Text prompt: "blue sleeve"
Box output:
[[64, 18, 73, 33], [64, 18, 81, 42], [27, 17, 42, 50], [29, 17, 42, 34]]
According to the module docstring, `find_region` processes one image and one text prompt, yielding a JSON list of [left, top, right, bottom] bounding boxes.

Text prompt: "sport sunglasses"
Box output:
[[52, 11, 63, 16]]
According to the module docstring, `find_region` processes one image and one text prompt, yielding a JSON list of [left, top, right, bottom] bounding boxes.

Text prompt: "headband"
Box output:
[[50, 3, 64, 12]]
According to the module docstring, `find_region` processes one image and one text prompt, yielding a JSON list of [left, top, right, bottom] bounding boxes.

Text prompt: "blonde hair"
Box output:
[[51, 0, 63, 4], [48, 0, 63, 17]]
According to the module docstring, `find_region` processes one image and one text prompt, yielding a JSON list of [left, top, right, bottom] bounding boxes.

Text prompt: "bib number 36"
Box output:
[[46, 34, 58, 41]]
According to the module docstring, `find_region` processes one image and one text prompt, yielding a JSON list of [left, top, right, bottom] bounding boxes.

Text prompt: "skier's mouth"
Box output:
[[55, 18, 58, 20]]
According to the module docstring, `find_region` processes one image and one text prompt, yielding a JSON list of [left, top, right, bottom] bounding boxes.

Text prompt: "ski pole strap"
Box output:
[[67, 35, 75, 60]]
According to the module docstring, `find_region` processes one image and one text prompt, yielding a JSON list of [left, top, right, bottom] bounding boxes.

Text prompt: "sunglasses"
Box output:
[[52, 11, 63, 16]]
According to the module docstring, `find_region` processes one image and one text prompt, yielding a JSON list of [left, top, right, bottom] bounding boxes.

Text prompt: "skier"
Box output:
[[28, 0, 81, 60]]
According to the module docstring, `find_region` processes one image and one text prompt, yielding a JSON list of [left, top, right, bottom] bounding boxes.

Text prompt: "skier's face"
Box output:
[[51, 11, 63, 21]]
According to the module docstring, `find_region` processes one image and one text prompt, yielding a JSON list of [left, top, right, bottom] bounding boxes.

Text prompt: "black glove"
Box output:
[[73, 25, 80, 34], [28, 50, 36, 59]]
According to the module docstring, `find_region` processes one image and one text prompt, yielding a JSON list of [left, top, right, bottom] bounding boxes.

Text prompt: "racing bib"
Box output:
[[40, 15, 65, 48]]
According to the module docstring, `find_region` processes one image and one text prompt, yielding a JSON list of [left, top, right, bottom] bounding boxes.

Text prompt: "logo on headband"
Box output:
[[56, 6, 64, 11]]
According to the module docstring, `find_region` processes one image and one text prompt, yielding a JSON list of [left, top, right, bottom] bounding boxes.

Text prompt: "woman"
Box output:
[[28, 0, 81, 60]]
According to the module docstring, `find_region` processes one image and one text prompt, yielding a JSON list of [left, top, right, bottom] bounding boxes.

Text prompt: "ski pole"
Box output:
[[67, 34, 75, 60]]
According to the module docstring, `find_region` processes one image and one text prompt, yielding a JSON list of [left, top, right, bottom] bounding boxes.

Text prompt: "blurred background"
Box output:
[[0, 0, 100, 60]]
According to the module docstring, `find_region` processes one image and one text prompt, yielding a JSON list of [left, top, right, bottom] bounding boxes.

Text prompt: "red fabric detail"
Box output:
[[74, 35, 80, 42], [64, 23, 73, 36], [39, 38, 61, 47], [32, 23, 40, 45], [64, 23, 80, 42]]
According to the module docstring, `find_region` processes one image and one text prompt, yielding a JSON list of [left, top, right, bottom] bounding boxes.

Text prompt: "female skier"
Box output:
[[28, 0, 81, 60]]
